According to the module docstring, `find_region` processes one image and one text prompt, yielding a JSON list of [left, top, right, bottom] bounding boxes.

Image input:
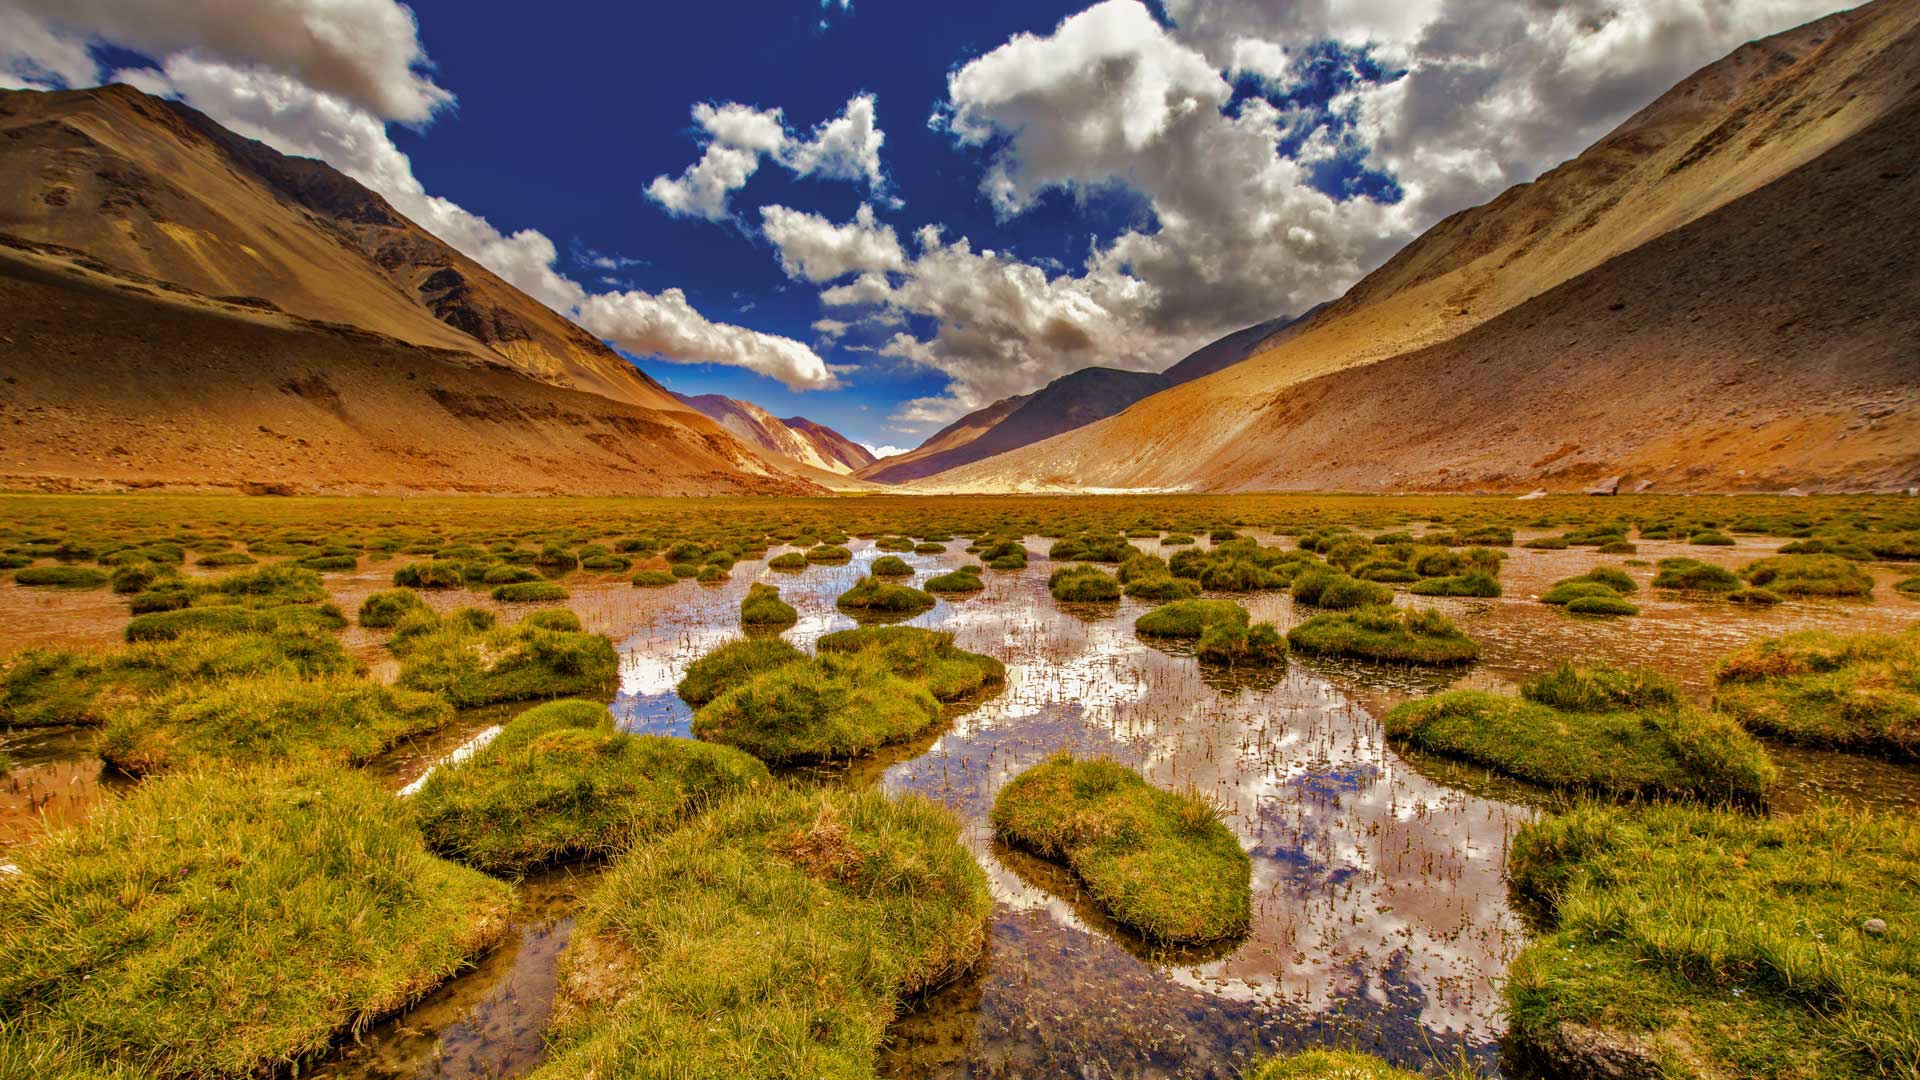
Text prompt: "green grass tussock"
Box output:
[[11, 565, 109, 589], [1, 627, 355, 730], [530, 786, 990, 1079], [411, 700, 769, 874], [1713, 627, 1920, 759], [1288, 606, 1480, 665], [358, 587, 427, 628], [1134, 598, 1248, 639], [1386, 664, 1774, 803], [1651, 557, 1741, 592], [1741, 554, 1875, 598], [740, 582, 799, 627], [815, 625, 1005, 701], [1048, 563, 1122, 602], [393, 611, 617, 708], [1195, 621, 1288, 667], [1408, 570, 1501, 597], [1505, 803, 1919, 1080], [0, 765, 511, 1077], [676, 637, 806, 706], [767, 551, 808, 571], [926, 565, 985, 592], [991, 753, 1250, 944], [869, 555, 914, 577], [692, 653, 940, 763], [98, 675, 450, 776], [836, 575, 935, 616], [1292, 568, 1394, 609], [630, 569, 679, 587]]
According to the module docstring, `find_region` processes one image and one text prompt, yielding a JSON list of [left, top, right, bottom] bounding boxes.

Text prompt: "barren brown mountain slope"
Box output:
[[0, 240, 816, 496], [0, 83, 680, 412], [674, 394, 875, 474], [920, 0, 1920, 493]]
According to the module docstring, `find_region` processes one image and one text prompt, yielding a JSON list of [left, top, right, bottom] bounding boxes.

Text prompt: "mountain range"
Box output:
[[1, 0, 1914, 496]]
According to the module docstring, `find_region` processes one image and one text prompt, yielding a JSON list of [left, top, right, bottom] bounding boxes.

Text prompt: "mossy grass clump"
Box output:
[[1, 627, 355, 730], [490, 580, 570, 603], [1504, 802, 1919, 1080], [1897, 576, 1920, 596], [1728, 586, 1785, 606], [991, 753, 1250, 944], [869, 555, 914, 577], [806, 544, 853, 564], [1652, 556, 1741, 592], [1048, 563, 1122, 602], [979, 540, 1029, 569], [677, 637, 806, 706], [296, 554, 359, 571], [12, 565, 109, 589], [1249, 1051, 1429, 1080], [693, 653, 941, 763], [125, 602, 347, 643], [108, 563, 170, 595], [1565, 593, 1639, 616], [767, 551, 808, 571], [0, 765, 510, 1078], [1688, 530, 1736, 546], [1385, 664, 1773, 803], [530, 785, 989, 1079], [695, 565, 729, 584], [740, 582, 798, 627], [836, 575, 935, 616], [1291, 568, 1394, 609], [1195, 621, 1288, 667], [1124, 573, 1200, 601], [1713, 627, 1920, 758], [1408, 570, 1501, 597], [1740, 554, 1875, 598], [99, 675, 451, 776], [410, 700, 768, 874], [816, 625, 1005, 701], [1134, 598, 1248, 639], [926, 565, 985, 592], [392, 561, 465, 589], [629, 569, 677, 587], [874, 535, 917, 552], [195, 551, 257, 567], [1288, 606, 1480, 665], [393, 612, 617, 708], [358, 588, 427, 628]]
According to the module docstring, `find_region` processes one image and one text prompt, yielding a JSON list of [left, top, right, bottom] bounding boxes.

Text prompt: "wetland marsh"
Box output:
[[2, 494, 1917, 1079]]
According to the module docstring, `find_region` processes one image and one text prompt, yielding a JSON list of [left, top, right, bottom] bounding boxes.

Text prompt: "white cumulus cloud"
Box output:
[[647, 93, 890, 222], [760, 203, 906, 283]]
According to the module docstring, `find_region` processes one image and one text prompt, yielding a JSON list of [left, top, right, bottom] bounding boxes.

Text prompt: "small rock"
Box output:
[[1517, 489, 1548, 501], [1863, 918, 1887, 936], [1585, 475, 1623, 496]]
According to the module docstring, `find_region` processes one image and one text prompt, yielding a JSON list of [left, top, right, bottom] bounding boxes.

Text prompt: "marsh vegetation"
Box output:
[[1, 492, 1916, 1079]]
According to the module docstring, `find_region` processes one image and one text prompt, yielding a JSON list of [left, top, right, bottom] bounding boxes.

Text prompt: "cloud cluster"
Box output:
[[647, 94, 889, 222], [0, 0, 838, 392], [577, 288, 840, 390], [7, 0, 449, 121], [759, 203, 905, 283]]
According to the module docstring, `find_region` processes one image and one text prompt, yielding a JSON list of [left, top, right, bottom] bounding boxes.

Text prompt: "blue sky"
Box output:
[[0, 0, 1853, 453]]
